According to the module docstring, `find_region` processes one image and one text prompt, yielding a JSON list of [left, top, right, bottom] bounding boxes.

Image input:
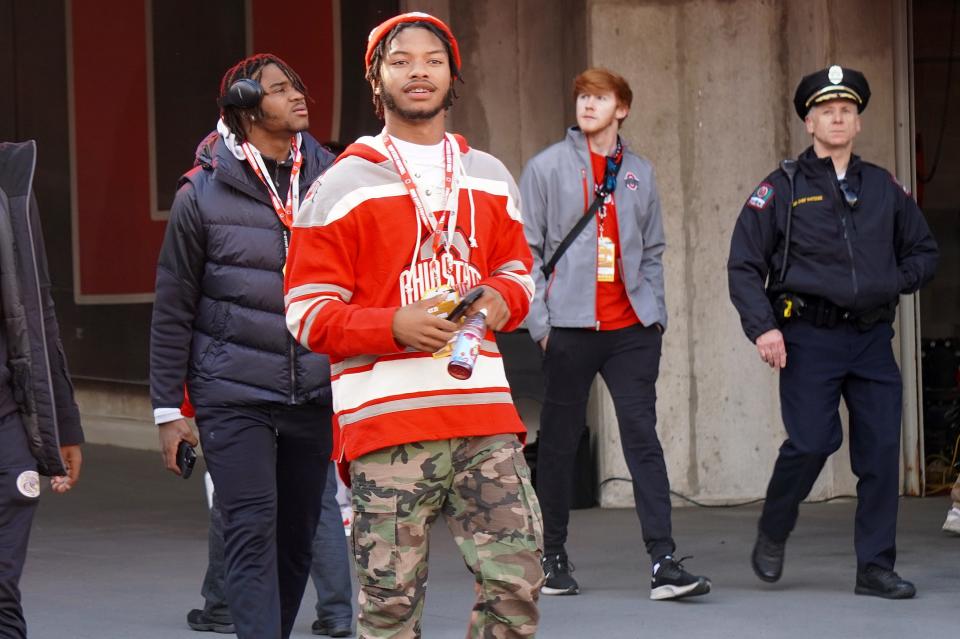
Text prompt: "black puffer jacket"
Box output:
[[150, 131, 335, 410], [0, 140, 83, 475]]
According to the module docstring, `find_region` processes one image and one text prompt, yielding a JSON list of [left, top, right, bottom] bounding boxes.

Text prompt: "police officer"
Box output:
[[1, 140, 84, 638], [727, 65, 938, 599]]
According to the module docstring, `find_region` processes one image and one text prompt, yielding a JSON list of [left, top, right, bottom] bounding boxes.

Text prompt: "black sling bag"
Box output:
[[542, 142, 623, 280], [541, 191, 607, 280]]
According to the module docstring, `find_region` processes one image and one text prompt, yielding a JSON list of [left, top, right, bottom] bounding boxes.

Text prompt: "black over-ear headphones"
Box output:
[[219, 78, 263, 109]]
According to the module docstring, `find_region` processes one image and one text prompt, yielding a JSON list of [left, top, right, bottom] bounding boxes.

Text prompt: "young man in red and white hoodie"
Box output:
[[285, 13, 543, 638]]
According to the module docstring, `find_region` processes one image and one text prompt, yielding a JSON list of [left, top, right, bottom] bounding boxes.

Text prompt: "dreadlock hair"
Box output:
[[364, 21, 463, 120], [219, 53, 309, 143]]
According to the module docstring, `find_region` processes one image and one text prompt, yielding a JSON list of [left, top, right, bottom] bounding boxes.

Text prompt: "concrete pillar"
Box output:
[[347, 0, 913, 506], [409, 0, 587, 177], [588, 0, 904, 506]]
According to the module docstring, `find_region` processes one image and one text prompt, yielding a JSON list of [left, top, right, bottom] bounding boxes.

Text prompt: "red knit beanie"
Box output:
[[364, 12, 461, 75]]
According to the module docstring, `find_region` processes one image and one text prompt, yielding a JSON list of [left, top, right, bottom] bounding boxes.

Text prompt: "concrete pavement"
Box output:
[[19, 444, 957, 638]]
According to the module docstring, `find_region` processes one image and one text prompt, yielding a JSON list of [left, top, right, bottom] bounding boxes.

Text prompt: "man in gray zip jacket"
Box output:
[[0, 140, 84, 638], [520, 68, 709, 600]]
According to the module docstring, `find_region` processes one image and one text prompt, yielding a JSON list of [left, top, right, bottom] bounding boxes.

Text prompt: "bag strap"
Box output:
[[541, 191, 606, 280], [542, 140, 624, 280]]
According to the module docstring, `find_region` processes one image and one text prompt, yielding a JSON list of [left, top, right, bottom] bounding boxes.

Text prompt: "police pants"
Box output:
[[201, 464, 354, 629], [350, 434, 544, 639], [759, 320, 902, 571], [0, 412, 38, 639], [195, 403, 332, 639], [537, 325, 675, 561]]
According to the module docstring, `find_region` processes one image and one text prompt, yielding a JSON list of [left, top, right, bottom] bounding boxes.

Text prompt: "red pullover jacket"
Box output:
[[285, 132, 534, 463]]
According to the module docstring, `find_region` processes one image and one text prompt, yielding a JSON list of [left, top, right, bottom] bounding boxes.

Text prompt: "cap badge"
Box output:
[[828, 65, 843, 85]]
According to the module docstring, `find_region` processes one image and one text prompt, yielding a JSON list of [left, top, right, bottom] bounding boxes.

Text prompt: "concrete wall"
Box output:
[[587, 0, 904, 506], [424, 0, 911, 506], [79, 1, 921, 506]]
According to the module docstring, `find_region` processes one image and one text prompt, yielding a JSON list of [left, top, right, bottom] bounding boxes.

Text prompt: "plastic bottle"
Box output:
[[447, 309, 487, 380]]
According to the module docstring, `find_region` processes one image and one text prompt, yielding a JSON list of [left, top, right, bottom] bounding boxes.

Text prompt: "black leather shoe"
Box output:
[[751, 531, 785, 583], [312, 619, 354, 637], [855, 565, 916, 599]]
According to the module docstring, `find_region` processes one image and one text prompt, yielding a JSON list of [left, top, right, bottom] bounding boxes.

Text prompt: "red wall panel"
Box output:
[[251, 0, 337, 144], [70, 0, 164, 300], [69, 0, 338, 301]]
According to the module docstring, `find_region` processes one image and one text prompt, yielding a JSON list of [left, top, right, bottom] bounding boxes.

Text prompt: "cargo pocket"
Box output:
[[513, 449, 544, 553], [351, 488, 399, 590]]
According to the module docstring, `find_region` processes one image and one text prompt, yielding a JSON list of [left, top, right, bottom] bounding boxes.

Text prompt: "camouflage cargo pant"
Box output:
[[350, 433, 544, 639]]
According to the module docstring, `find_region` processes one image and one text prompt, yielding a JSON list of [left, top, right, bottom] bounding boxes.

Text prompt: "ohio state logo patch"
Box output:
[[747, 183, 774, 210], [624, 171, 639, 191]]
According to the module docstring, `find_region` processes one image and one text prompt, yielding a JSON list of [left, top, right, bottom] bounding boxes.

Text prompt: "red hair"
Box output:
[[573, 68, 633, 123]]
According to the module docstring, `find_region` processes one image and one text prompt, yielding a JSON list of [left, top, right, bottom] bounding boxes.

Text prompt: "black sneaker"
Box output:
[[186, 608, 235, 633], [541, 552, 580, 595], [751, 530, 785, 583], [312, 619, 354, 636], [650, 556, 711, 600], [855, 565, 916, 600]]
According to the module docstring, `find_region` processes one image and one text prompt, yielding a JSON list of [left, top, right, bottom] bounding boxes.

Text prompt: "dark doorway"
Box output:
[[914, 0, 960, 496]]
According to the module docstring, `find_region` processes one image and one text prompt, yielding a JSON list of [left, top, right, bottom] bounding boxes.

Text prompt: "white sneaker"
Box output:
[[943, 507, 960, 535]]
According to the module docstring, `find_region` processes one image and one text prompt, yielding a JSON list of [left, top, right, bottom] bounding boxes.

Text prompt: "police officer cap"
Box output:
[[793, 65, 871, 119]]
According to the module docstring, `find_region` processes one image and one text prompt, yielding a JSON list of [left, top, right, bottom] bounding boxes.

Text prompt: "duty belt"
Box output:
[[772, 293, 896, 331]]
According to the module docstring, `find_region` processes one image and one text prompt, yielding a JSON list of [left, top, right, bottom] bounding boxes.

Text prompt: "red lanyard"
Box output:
[[241, 137, 303, 228], [382, 133, 456, 254]]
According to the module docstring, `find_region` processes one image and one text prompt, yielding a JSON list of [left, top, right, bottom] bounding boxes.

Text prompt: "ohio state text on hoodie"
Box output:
[[285, 132, 535, 463]]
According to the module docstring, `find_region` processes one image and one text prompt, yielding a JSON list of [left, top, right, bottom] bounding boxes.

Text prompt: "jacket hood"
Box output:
[[181, 127, 334, 195], [0, 140, 36, 199], [193, 130, 219, 170], [336, 131, 471, 166]]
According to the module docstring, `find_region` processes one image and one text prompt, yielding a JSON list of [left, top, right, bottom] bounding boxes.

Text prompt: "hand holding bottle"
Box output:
[[447, 309, 488, 380]]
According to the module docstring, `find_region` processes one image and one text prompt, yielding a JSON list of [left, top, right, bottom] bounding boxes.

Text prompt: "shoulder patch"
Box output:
[[747, 182, 774, 210]]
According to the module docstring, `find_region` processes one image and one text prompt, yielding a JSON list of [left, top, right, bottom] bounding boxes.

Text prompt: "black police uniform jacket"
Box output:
[[0, 140, 83, 476], [150, 131, 335, 411], [727, 146, 938, 342]]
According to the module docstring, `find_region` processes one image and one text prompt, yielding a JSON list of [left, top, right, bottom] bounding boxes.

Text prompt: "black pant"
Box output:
[[759, 320, 902, 571], [0, 412, 38, 639], [536, 325, 675, 561], [195, 403, 332, 639]]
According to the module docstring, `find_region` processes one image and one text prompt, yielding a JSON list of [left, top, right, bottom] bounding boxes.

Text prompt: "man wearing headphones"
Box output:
[[149, 54, 336, 639]]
